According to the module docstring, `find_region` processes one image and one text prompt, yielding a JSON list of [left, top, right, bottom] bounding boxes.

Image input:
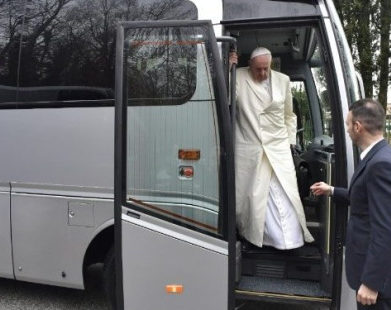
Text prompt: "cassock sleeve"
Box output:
[[284, 77, 297, 145]]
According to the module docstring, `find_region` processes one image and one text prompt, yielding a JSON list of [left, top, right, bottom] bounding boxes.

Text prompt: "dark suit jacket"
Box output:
[[333, 139, 391, 297]]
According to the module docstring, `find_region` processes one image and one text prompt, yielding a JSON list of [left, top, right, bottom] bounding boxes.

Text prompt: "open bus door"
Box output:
[[114, 20, 236, 310]]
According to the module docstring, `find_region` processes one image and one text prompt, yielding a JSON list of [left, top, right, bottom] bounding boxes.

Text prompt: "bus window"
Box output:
[[311, 46, 333, 139], [16, 0, 197, 102], [125, 25, 222, 236], [291, 81, 314, 151], [126, 27, 197, 105], [0, 0, 24, 102]]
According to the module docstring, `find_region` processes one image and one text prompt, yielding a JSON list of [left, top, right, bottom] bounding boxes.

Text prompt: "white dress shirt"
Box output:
[[359, 138, 384, 160]]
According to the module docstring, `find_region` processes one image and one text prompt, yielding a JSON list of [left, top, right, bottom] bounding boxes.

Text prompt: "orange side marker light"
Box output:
[[166, 284, 184, 294], [178, 149, 200, 161]]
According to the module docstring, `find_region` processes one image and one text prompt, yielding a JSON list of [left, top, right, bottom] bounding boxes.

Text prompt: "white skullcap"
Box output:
[[250, 47, 272, 59]]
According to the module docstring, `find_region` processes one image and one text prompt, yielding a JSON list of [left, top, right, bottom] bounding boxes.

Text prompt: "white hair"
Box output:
[[250, 47, 272, 59]]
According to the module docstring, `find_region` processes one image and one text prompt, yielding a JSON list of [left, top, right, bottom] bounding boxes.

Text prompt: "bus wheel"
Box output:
[[103, 246, 116, 309]]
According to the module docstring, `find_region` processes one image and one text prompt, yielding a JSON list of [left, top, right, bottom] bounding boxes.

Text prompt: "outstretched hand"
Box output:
[[310, 182, 332, 196]]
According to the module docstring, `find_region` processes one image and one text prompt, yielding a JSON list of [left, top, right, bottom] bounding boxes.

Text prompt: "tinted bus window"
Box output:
[[17, 0, 197, 102], [0, 1, 24, 102], [311, 45, 333, 138], [223, 0, 320, 20], [125, 24, 222, 235], [126, 27, 197, 105], [291, 81, 314, 150]]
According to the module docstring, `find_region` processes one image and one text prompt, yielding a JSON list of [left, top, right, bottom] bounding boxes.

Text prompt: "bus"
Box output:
[[0, 0, 362, 309]]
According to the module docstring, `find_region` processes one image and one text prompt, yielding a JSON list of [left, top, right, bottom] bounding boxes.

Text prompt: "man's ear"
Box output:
[[355, 121, 363, 133]]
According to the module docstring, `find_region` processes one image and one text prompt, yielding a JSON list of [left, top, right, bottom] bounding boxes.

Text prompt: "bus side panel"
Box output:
[[0, 184, 13, 279], [11, 193, 113, 288], [0, 107, 115, 288], [122, 218, 228, 310], [0, 108, 114, 187]]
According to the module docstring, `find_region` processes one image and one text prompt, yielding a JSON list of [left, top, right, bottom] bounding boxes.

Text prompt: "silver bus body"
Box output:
[[0, 0, 359, 309]]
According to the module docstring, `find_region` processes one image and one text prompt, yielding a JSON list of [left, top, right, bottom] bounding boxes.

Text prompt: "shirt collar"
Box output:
[[360, 138, 383, 160]]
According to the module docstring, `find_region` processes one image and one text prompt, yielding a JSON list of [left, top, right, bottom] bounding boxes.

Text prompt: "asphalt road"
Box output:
[[0, 265, 327, 310], [0, 265, 109, 310]]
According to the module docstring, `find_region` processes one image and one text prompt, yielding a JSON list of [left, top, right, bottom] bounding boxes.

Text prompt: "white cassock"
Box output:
[[235, 67, 314, 249]]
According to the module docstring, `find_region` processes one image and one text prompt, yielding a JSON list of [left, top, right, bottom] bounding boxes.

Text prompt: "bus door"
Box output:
[[114, 20, 236, 310]]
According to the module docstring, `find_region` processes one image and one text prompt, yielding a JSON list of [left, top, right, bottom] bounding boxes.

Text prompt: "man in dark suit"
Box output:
[[311, 98, 391, 309]]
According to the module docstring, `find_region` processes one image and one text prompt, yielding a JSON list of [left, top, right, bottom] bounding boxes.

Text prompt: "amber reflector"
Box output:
[[178, 149, 200, 160], [166, 284, 183, 294]]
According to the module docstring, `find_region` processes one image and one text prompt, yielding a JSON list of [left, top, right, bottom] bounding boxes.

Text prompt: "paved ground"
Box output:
[[0, 265, 328, 310], [0, 265, 109, 310]]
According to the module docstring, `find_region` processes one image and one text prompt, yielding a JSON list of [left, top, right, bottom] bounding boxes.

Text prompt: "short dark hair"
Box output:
[[349, 98, 385, 134]]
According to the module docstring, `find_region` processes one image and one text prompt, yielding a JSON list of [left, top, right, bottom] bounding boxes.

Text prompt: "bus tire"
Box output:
[[103, 246, 116, 309]]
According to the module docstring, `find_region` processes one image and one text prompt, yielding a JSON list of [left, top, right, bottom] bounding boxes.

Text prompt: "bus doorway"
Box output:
[[223, 17, 348, 309]]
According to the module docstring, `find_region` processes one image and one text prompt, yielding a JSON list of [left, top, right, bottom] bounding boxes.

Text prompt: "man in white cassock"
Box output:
[[230, 47, 314, 249]]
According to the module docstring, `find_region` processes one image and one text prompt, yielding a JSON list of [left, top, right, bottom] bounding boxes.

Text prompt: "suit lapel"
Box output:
[[349, 139, 387, 192]]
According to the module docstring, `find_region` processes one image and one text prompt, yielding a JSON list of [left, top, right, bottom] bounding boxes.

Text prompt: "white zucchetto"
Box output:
[[250, 47, 272, 59]]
